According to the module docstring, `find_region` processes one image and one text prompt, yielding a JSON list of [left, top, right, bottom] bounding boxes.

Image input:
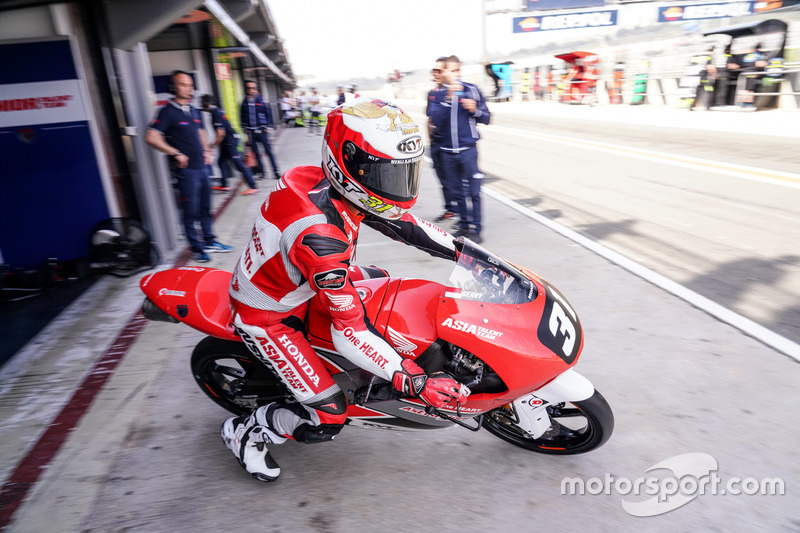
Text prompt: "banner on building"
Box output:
[[526, 0, 605, 10], [658, 2, 753, 22], [514, 9, 618, 32]]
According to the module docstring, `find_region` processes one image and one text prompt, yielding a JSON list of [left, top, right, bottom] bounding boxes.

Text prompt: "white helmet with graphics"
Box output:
[[322, 97, 423, 220]]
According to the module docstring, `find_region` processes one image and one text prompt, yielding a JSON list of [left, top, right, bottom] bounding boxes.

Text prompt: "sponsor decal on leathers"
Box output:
[[277, 334, 320, 386], [314, 268, 348, 290], [240, 333, 313, 393], [328, 292, 356, 311], [342, 326, 389, 369]]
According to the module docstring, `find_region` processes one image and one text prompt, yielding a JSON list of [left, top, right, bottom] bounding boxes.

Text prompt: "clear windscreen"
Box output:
[[445, 239, 538, 305]]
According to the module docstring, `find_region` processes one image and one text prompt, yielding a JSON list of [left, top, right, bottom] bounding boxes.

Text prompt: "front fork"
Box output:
[[505, 369, 595, 439]]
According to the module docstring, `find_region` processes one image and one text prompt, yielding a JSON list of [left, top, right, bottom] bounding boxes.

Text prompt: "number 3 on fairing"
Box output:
[[536, 281, 582, 364], [548, 303, 576, 355]]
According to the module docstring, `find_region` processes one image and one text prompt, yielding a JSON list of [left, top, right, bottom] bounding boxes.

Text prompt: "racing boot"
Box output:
[[220, 410, 287, 482]]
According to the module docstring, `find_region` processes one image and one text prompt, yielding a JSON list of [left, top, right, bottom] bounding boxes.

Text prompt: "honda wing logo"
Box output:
[[387, 326, 418, 355], [328, 293, 355, 311]]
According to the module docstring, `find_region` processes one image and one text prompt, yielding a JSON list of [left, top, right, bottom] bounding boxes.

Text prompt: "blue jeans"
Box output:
[[248, 129, 280, 177], [219, 143, 256, 189], [174, 167, 215, 253], [441, 146, 483, 234]]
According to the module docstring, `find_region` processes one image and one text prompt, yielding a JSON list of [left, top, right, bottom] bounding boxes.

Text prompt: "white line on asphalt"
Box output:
[[486, 124, 800, 189], [483, 187, 800, 364]]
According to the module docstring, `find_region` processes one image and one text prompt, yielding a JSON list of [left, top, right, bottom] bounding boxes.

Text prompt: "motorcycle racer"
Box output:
[[222, 97, 469, 482]]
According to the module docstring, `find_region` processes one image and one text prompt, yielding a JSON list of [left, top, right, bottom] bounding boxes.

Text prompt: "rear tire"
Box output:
[[482, 389, 614, 454], [191, 336, 288, 416]]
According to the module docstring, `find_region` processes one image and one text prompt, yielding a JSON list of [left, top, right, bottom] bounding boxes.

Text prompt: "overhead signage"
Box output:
[[658, 2, 753, 22], [526, 0, 605, 9], [514, 9, 618, 33]]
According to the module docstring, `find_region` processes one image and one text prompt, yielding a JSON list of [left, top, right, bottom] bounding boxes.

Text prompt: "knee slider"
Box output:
[[309, 390, 348, 416]]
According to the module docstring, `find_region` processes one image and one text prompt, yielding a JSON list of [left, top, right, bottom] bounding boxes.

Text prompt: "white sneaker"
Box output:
[[221, 415, 284, 482]]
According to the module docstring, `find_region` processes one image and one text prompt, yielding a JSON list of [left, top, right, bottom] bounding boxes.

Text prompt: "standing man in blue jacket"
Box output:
[[428, 55, 491, 243], [240, 80, 281, 180], [146, 71, 233, 263], [427, 56, 458, 223]]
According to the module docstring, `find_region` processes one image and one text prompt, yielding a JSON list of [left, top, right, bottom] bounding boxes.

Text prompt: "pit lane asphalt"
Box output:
[[1, 101, 797, 532]]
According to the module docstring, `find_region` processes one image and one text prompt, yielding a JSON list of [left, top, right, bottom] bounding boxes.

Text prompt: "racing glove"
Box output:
[[392, 359, 469, 408]]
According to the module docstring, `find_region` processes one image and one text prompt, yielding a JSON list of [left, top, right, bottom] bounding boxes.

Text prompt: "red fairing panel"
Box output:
[[140, 267, 239, 341], [380, 279, 443, 360], [435, 276, 583, 401], [307, 277, 444, 362], [306, 277, 393, 351]]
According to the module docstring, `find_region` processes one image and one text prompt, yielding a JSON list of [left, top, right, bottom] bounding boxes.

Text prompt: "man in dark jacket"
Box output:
[[240, 80, 281, 179], [201, 94, 258, 195], [428, 55, 491, 243]]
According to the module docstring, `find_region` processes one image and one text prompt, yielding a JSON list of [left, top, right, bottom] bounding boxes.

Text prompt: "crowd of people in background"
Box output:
[[144, 42, 777, 263], [277, 85, 359, 128]]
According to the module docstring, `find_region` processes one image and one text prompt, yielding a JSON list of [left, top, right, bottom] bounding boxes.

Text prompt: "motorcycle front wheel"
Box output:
[[190, 336, 288, 416], [482, 389, 614, 454]]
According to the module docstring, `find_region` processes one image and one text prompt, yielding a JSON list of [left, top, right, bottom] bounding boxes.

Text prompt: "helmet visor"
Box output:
[[342, 142, 422, 203]]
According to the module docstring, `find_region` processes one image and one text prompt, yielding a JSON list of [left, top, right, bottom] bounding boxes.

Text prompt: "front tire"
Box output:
[[191, 336, 288, 416], [482, 389, 614, 454]]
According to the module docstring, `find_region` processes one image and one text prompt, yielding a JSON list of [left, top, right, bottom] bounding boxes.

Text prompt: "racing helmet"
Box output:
[[322, 97, 423, 219]]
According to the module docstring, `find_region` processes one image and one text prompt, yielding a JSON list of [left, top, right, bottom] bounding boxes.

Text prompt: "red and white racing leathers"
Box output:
[[229, 165, 456, 441]]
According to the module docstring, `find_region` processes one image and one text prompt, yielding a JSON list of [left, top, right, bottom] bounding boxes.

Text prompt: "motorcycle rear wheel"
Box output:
[[482, 389, 614, 454], [190, 336, 288, 416]]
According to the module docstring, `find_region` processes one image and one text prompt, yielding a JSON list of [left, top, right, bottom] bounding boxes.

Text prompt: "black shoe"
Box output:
[[456, 229, 482, 244]]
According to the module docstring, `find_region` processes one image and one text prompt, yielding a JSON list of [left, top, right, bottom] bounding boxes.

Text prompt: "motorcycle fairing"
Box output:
[[535, 279, 582, 364], [379, 278, 444, 360], [306, 277, 393, 352], [436, 294, 571, 397], [307, 277, 442, 361], [140, 267, 238, 341], [434, 244, 586, 409]]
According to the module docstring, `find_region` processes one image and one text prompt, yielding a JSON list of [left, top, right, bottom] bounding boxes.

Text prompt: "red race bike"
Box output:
[[140, 238, 613, 454]]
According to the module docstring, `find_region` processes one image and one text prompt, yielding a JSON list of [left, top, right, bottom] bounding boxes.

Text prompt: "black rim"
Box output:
[[483, 400, 602, 453]]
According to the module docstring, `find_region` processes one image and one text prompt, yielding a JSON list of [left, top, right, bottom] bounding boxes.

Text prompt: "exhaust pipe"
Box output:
[[141, 298, 179, 323]]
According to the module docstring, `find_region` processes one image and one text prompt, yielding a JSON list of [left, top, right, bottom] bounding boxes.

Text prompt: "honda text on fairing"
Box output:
[[140, 238, 613, 455]]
